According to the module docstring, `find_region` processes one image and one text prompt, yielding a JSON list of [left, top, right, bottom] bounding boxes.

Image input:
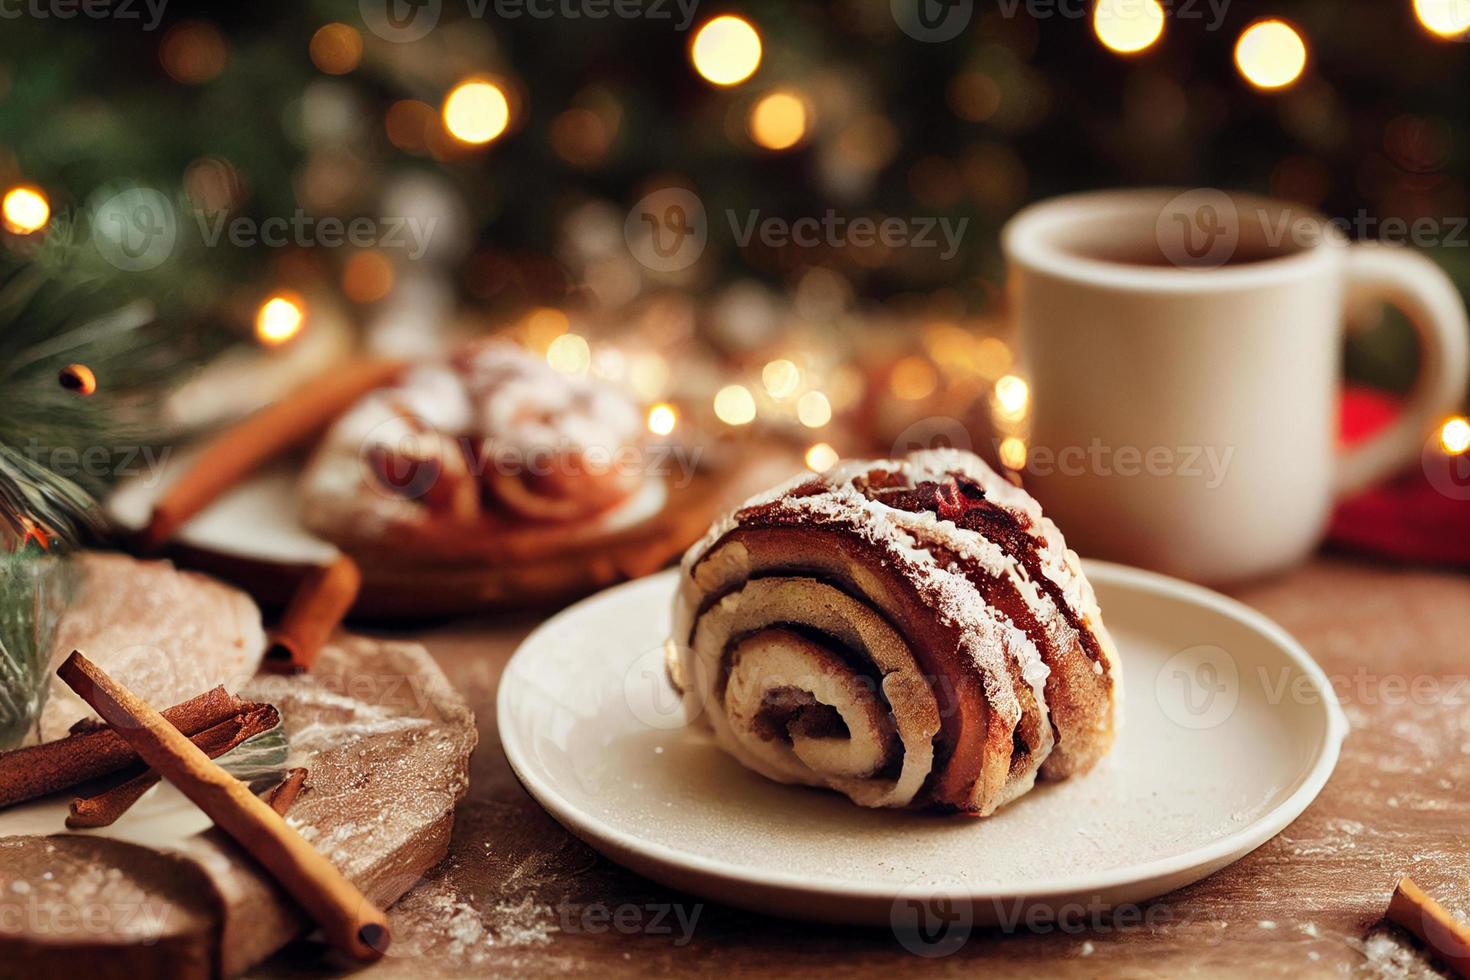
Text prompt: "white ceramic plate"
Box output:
[[498, 562, 1348, 926]]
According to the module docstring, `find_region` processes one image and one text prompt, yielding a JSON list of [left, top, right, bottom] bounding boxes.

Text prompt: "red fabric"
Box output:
[[1328, 387, 1470, 565]]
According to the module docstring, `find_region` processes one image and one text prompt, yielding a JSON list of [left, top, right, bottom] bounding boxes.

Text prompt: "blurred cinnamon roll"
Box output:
[[300, 341, 664, 559], [668, 449, 1118, 814]]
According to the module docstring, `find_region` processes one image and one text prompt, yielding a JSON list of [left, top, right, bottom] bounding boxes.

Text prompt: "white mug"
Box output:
[[1002, 189, 1469, 584]]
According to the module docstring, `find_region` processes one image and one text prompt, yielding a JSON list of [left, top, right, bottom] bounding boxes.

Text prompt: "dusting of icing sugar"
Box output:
[[763, 480, 1026, 729], [387, 876, 557, 966], [1347, 927, 1442, 979]]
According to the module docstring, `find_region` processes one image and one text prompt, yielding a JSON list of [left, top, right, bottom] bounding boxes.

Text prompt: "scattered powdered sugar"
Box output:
[[1347, 927, 1444, 979], [389, 875, 558, 966]]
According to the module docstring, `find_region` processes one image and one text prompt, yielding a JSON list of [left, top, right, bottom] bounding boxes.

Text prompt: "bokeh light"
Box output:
[[890, 357, 939, 401], [160, 21, 227, 85], [714, 384, 757, 425], [999, 436, 1027, 470], [749, 91, 808, 150], [546, 333, 591, 375], [442, 80, 511, 145], [647, 402, 678, 436], [309, 23, 363, 75], [551, 108, 615, 167], [386, 100, 437, 153], [1235, 20, 1308, 91], [524, 307, 571, 352], [255, 293, 306, 346], [690, 15, 762, 87], [796, 391, 832, 428], [342, 251, 394, 304], [1415, 0, 1470, 38], [994, 375, 1030, 421], [1441, 416, 1470, 454], [2, 185, 49, 235], [805, 442, 839, 472], [1093, 0, 1165, 55], [762, 358, 802, 398]]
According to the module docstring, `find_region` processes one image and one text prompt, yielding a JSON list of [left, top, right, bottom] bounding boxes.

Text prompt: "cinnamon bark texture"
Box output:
[[264, 767, 309, 814], [56, 650, 390, 963], [66, 703, 280, 829], [1386, 876, 1470, 978], [0, 685, 246, 808], [141, 358, 404, 550], [264, 557, 361, 674]]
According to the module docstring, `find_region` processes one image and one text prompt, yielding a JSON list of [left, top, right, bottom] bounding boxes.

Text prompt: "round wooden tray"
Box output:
[[106, 447, 792, 620]]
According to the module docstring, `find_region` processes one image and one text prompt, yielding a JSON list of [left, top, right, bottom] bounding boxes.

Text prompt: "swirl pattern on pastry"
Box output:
[[668, 448, 1119, 814], [301, 341, 656, 546]]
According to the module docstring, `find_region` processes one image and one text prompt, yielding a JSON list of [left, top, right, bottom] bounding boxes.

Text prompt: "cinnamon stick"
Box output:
[[141, 358, 404, 550], [264, 556, 361, 674], [0, 686, 246, 808], [1386, 876, 1470, 978], [66, 703, 280, 829], [57, 650, 389, 962], [265, 768, 309, 815]]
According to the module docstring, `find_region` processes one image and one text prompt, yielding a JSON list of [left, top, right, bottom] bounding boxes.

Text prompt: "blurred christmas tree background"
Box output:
[[1, 0, 1468, 477]]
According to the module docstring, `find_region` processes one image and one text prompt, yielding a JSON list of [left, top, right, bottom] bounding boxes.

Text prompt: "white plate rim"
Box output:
[[498, 560, 1349, 903]]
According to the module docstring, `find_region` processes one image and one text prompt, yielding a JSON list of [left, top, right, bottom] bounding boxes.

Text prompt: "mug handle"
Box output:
[[1336, 243, 1470, 497]]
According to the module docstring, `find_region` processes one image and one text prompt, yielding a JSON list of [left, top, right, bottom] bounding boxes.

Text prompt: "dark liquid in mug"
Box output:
[[1064, 241, 1289, 268]]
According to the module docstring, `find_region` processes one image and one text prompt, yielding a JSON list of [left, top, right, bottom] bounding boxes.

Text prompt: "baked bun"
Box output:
[[668, 449, 1118, 814], [300, 340, 664, 562]]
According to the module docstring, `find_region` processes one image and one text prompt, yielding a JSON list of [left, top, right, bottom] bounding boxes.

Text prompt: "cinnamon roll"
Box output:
[[300, 341, 666, 561], [668, 449, 1118, 814]]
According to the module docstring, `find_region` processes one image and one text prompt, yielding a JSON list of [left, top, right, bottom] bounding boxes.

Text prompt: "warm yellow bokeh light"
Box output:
[[1415, 0, 1470, 38], [1235, 20, 1307, 91], [749, 91, 808, 150], [999, 436, 1027, 470], [890, 357, 939, 401], [994, 374, 1030, 421], [805, 442, 839, 472], [255, 294, 306, 346], [309, 23, 363, 75], [442, 80, 511, 145], [1441, 416, 1470, 455], [796, 391, 832, 428], [1093, 0, 1165, 54], [690, 15, 762, 87], [713, 384, 757, 425], [2, 186, 50, 235], [546, 333, 591, 375], [524, 307, 571, 352], [647, 402, 678, 436], [627, 352, 671, 401], [762, 358, 802, 398]]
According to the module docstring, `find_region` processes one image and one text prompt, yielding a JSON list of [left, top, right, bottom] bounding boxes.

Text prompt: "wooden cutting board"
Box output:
[[0, 635, 477, 978]]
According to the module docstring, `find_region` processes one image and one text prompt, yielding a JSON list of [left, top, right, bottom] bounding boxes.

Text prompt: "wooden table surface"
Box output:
[[254, 556, 1470, 979]]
